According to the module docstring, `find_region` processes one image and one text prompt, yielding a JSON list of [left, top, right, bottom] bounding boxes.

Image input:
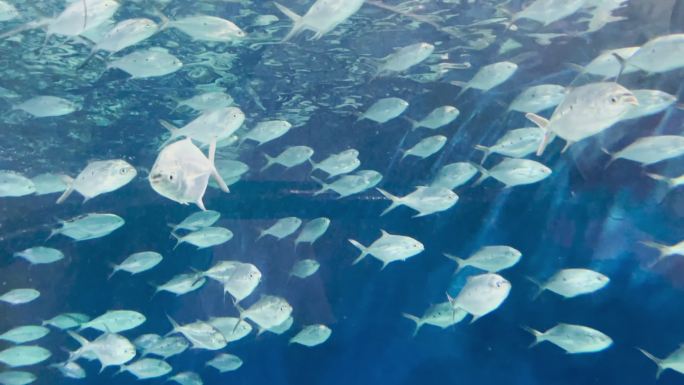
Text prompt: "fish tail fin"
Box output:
[[646, 173, 675, 188], [158, 120, 180, 148], [521, 326, 544, 348], [403, 117, 420, 130], [640, 240, 671, 267], [348, 239, 369, 265], [66, 330, 89, 360], [637, 348, 665, 379], [170, 232, 183, 250], [308, 158, 319, 171], [471, 163, 490, 187], [208, 140, 230, 193], [310, 176, 329, 196], [525, 113, 552, 156], [443, 253, 465, 275], [260, 153, 275, 172], [56, 175, 75, 204], [473, 145, 491, 165], [152, 6, 171, 30], [525, 276, 544, 300], [274, 2, 304, 42], [450, 81, 469, 98], [376, 188, 402, 216], [401, 313, 424, 337], [107, 264, 119, 280], [165, 314, 180, 335]]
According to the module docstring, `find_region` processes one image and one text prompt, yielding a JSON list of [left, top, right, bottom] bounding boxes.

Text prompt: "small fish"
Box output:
[[289, 325, 331, 347], [430, 162, 479, 190], [358, 97, 409, 123], [13, 96, 78, 118], [410, 106, 460, 130], [290, 259, 320, 279], [312, 170, 383, 198], [377, 187, 458, 217], [620, 89, 678, 121], [13, 247, 64, 265], [309, 149, 360, 179], [206, 353, 243, 373], [80, 310, 145, 333], [43, 313, 90, 330], [149, 139, 229, 211], [172, 227, 233, 249], [159, 107, 245, 147], [258, 217, 302, 241], [84, 18, 159, 64], [169, 372, 203, 385], [142, 336, 189, 359], [174, 92, 234, 112], [133, 334, 162, 351], [574, 47, 640, 77], [511, 0, 587, 26], [402, 135, 447, 160], [451, 61, 518, 98], [0, 346, 51, 367], [0, 371, 35, 385], [444, 245, 522, 274], [49, 213, 125, 241], [0, 289, 39, 305], [30, 173, 67, 195], [402, 302, 467, 336], [67, 331, 136, 371], [210, 160, 249, 189], [57, 159, 136, 204], [447, 273, 511, 323], [508, 85, 567, 114], [0, 326, 50, 344], [162, 15, 246, 42], [267, 316, 294, 335], [154, 273, 206, 297], [275, 0, 364, 41], [528, 268, 609, 299], [50, 361, 86, 379], [241, 120, 292, 146], [207, 317, 252, 342], [217, 262, 261, 304], [294, 218, 330, 247], [619, 34, 684, 74], [169, 211, 220, 232], [117, 358, 172, 379], [166, 316, 226, 351], [261, 146, 314, 172], [474, 158, 551, 188], [238, 295, 293, 333], [474, 128, 544, 164], [523, 323, 613, 354], [0, 171, 35, 197], [349, 230, 424, 269], [640, 239, 684, 267], [604, 136, 684, 167], [376, 42, 435, 76], [108, 47, 182, 79], [639, 345, 684, 379], [109, 251, 163, 279]]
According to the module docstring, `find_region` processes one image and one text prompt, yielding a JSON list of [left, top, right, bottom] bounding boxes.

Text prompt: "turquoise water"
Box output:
[[1, 1, 684, 384]]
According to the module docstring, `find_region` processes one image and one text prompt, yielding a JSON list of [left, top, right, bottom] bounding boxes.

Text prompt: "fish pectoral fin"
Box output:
[[196, 198, 207, 211]]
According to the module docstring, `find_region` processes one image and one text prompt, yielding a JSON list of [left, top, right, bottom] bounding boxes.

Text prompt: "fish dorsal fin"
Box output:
[[380, 229, 390, 237]]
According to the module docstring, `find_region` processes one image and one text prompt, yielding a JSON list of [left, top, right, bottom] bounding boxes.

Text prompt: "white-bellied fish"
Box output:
[[312, 170, 382, 198], [43, 313, 89, 330], [238, 295, 293, 333], [377, 187, 458, 217], [207, 317, 252, 342], [154, 273, 206, 297], [142, 336, 189, 359], [605, 136, 684, 167], [109, 251, 163, 279], [528, 268, 609, 299], [641, 239, 684, 267], [31, 173, 67, 195], [0, 289, 39, 305], [49, 213, 125, 241], [80, 310, 145, 333], [50, 361, 86, 379], [448, 273, 511, 323], [508, 85, 567, 114], [67, 331, 136, 371], [162, 15, 245, 42], [358, 97, 409, 123], [261, 146, 314, 172], [619, 34, 684, 74], [376, 42, 435, 76], [166, 316, 226, 351], [410, 106, 460, 130], [169, 372, 202, 385], [524, 323, 613, 353], [0, 326, 49, 344], [108, 48, 182, 79], [174, 92, 234, 112], [206, 353, 242, 372], [241, 120, 292, 146], [452, 61, 518, 98], [475, 127, 545, 164], [289, 325, 331, 347], [169, 211, 220, 232], [510, 0, 587, 27], [474, 158, 551, 187], [402, 135, 447, 160], [13, 247, 64, 265], [430, 162, 479, 190], [310, 149, 360, 179], [621, 89, 678, 121], [160, 107, 245, 147], [275, 0, 364, 41], [117, 358, 171, 379], [639, 345, 684, 379], [402, 302, 468, 336], [57, 160, 136, 204], [0, 171, 35, 197], [258, 217, 302, 241], [0, 346, 51, 367], [172, 227, 233, 250], [13, 96, 78, 118], [349, 230, 424, 269], [294, 217, 330, 247], [290, 259, 320, 279], [445, 245, 522, 274]]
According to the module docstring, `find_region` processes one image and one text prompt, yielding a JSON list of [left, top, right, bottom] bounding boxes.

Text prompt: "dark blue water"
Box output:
[[2, 0, 684, 384]]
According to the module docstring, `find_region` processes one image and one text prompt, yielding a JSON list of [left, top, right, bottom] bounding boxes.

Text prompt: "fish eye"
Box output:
[[610, 96, 617, 104], [119, 168, 127, 175], [169, 175, 174, 181]]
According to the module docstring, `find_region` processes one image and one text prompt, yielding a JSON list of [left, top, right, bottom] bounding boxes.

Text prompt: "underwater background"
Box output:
[[1, 0, 684, 384]]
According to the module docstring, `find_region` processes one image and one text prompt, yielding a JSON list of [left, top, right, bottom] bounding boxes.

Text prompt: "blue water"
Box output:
[[2, 0, 684, 384]]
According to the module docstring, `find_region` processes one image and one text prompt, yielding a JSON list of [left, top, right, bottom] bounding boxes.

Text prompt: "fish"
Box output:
[[451, 61, 518, 98], [166, 316, 226, 351], [169, 372, 202, 385], [13, 247, 64, 265], [67, 331, 136, 372], [241, 120, 292, 146], [524, 323, 613, 354], [444, 245, 522, 274], [430, 162, 479, 190], [209, 160, 249, 188], [149, 139, 229, 210], [173, 92, 234, 112], [13, 96, 78, 118], [507, 85, 567, 114], [238, 295, 293, 333], [49, 213, 125, 241], [159, 107, 246, 147], [133, 334, 162, 350], [573, 47, 640, 77], [0, 371, 35, 385], [474, 158, 551, 187], [402, 135, 447, 160], [289, 325, 332, 347], [142, 336, 189, 359], [0, 171, 35, 197], [30, 173, 68, 195], [207, 317, 252, 342], [109, 251, 163, 279], [604, 136, 684, 167], [117, 358, 172, 379], [349, 230, 424, 269], [261, 146, 315, 172], [80, 310, 145, 333], [0, 289, 39, 305], [527, 82, 639, 155], [161, 15, 245, 42], [108, 47, 182, 79], [638, 345, 684, 379], [641, 239, 684, 267], [169, 211, 220, 232], [154, 273, 206, 297], [510, 0, 587, 27], [294, 217, 330, 247], [447, 273, 511, 323], [290, 259, 320, 279], [50, 361, 86, 379], [275, 0, 364, 41], [474, 127, 545, 164], [0, 326, 50, 344], [216, 262, 261, 304], [258, 217, 302, 241], [410, 106, 460, 130], [375, 42, 435, 76], [376, 187, 459, 217], [57, 159, 136, 204], [620, 89, 678, 121], [267, 316, 294, 335], [309, 149, 361, 179], [0, 1, 18, 22], [618, 34, 684, 74], [647, 173, 684, 190], [358, 97, 409, 123], [0, 346, 50, 367], [43, 313, 90, 330], [528, 268, 609, 299], [83, 18, 159, 66], [402, 302, 468, 336], [172, 227, 233, 249], [206, 353, 243, 372], [312, 170, 383, 198]]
